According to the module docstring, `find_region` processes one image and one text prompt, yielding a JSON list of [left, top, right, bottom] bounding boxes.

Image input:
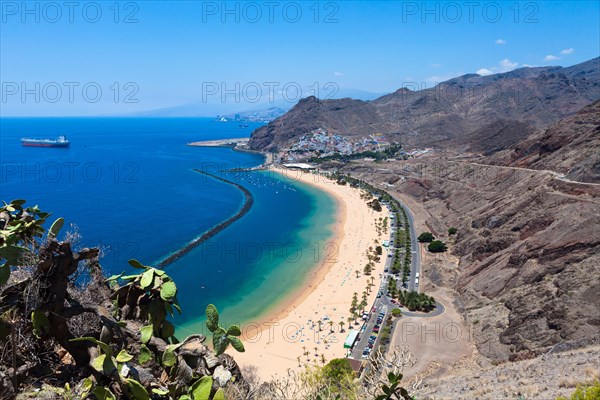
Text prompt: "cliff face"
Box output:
[[249, 58, 600, 154], [488, 100, 600, 183]]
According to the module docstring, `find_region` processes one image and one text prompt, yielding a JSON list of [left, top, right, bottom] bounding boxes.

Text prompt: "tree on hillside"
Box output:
[[417, 232, 435, 242], [322, 358, 355, 382], [428, 240, 448, 253], [448, 227, 458, 235]]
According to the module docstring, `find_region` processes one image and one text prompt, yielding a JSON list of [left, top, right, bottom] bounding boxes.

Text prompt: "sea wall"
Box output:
[[156, 169, 254, 267]]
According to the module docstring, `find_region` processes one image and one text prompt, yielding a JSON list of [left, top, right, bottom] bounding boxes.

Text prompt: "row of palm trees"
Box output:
[[298, 347, 327, 366]]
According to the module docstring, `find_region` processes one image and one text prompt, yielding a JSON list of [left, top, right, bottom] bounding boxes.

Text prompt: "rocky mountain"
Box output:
[[487, 100, 600, 183], [249, 57, 600, 154]]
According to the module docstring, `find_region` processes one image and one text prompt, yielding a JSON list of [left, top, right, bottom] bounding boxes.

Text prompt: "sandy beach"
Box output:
[[233, 168, 388, 381], [187, 138, 250, 147]]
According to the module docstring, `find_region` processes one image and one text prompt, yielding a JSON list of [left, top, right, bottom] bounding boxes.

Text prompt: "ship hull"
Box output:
[[22, 141, 70, 148]]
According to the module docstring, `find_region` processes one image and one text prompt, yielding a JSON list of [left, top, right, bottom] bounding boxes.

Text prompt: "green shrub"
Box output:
[[557, 380, 600, 400], [417, 232, 435, 243], [428, 240, 447, 253]]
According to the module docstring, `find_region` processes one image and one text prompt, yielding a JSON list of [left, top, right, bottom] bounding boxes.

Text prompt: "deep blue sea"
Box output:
[[0, 118, 336, 334]]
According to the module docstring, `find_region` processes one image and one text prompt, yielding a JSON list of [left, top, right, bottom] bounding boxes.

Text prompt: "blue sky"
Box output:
[[1, 0, 598, 116]]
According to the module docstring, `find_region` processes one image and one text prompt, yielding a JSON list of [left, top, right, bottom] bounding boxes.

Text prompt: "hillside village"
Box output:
[[278, 128, 431, 163]]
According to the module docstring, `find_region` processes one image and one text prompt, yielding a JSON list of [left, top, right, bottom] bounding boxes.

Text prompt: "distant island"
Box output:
[[216, 107, 287, 123]]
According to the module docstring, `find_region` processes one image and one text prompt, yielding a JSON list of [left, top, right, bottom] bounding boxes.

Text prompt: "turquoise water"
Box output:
[[0, 118, 336, 333]]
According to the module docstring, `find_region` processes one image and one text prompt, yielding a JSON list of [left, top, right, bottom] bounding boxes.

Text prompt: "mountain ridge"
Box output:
[[249, 57, 600, 154]]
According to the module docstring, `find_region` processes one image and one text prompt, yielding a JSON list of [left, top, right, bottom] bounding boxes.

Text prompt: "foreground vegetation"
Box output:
[[557, 381, 600, 400]]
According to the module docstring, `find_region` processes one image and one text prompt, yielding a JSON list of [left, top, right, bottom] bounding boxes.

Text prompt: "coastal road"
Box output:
[[459, 161, 600, 187], [349, 299, 388, 360], [348, 194, 443, 360], [390, 195, 421, 292], [349, 214, 397, 360]]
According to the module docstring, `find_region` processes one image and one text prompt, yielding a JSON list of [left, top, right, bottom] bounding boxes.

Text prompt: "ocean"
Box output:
[[0, 117, 336, 334]]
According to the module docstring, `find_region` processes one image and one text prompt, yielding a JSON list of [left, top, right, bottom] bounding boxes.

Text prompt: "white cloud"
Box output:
[[333, 71, 344, 76], [495, 39, 507, 45], [476, 58, 519, 76], [560, 48, 575, 55], [476, 68, 494, 76], [544, 54, 560, 61], [424, 73, 464, 83], [430, 63, 441, 68], [499, 58, 518, 70]]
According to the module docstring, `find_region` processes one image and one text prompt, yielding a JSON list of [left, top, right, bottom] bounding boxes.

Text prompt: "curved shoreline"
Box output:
[[156, 169, 254, 267], [233, 168, 388, 380]]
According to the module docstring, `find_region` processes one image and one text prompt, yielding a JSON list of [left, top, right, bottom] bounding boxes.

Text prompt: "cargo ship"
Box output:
[[21, 135, 70, 148]]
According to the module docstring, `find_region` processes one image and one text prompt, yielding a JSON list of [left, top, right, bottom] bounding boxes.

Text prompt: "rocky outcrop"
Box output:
[[488, 100, 600, 183]]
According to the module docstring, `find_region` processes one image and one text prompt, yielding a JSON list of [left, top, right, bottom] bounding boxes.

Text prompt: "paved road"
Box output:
[[400, 300, 445, 317], [349, 299, 389, 359], [348, 196, 446, 360], [462, 161, 600, 187], [394, 196, 421, 292]]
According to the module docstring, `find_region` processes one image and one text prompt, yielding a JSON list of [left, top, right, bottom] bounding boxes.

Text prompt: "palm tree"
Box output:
[[320, 354, 326, 364], [328, 320, 334, 333], [314, 346, 318, 356], [355, 269, 360, 278], [370, 276, 375, 286], [360, 300, 367, 314], [340, 321, 345, 332], [297, 356, 301, 366], [317, 320, 322, 331]]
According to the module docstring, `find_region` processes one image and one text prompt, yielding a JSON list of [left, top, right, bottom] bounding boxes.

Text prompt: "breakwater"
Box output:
[[156, 169, 254, 267]]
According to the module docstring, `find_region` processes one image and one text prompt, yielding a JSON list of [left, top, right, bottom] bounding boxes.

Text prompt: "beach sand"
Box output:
[[186, 137, 250, 147], [233, 168, 388, 381]]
